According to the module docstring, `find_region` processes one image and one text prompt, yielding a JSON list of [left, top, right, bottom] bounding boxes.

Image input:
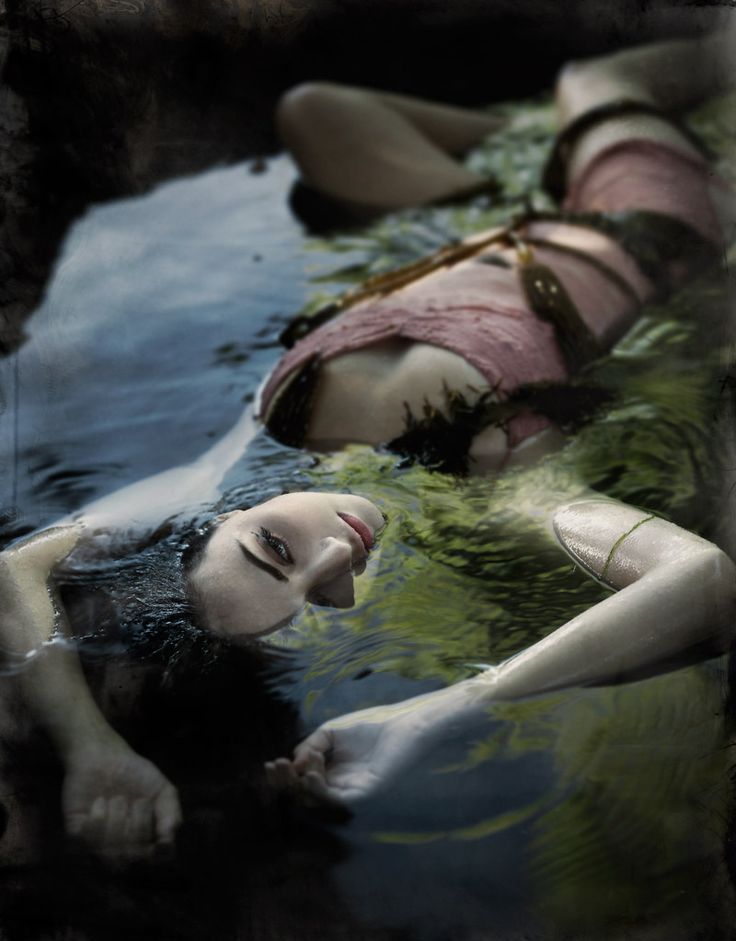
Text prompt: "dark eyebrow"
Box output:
[[238, 542, 289, 583]]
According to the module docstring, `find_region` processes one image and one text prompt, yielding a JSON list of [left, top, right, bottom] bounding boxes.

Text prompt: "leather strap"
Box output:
[[542, 98, 710, 201]]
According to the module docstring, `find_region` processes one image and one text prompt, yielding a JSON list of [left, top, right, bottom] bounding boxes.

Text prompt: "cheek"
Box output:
[[199, 568, 303, 635], [195, 584, 251, 637], [190, 563, 242, 620]]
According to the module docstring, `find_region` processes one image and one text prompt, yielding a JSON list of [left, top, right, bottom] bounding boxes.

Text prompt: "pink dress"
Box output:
[[260, 141, 725, 448]]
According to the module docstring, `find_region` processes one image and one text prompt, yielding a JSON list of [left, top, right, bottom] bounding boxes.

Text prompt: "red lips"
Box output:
[[337, 512, 374, 551]]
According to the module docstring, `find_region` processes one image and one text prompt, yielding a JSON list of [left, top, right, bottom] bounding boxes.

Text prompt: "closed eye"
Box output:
[[254, 527, 294, 566], [238, 543, 288, 583]]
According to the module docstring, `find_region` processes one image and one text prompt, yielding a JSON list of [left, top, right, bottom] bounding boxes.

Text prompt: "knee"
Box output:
[[554, 59, 587, 106], [276, 82, 350, 149]]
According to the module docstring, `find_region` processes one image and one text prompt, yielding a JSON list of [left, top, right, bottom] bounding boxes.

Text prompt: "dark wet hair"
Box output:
[[57, 519, 229, 674], [56, 519, 301, 825], [180, 523, 218, 578], [48, 528, 304, 921]]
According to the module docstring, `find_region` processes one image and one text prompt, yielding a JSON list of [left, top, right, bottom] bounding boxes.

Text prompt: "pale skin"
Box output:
[[0, 525, 181, 861], [2, 32, 734, 854], [1, 428, 384, 860], [275, 32, 735, 468], [266, 30, 736, 802], [266, 501, 736, 803]]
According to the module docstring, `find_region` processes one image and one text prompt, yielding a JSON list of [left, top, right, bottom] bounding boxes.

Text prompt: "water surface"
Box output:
[[0, 100, 733, 941]]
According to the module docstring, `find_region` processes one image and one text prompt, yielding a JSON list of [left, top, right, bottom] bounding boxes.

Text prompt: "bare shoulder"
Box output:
[[553, 499, 723, 588], [1, 523, 87, 572]]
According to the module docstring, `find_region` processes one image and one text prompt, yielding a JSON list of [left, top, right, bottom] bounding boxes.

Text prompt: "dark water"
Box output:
[[0, 157, 324, 531], [0, 103, 734, 940]]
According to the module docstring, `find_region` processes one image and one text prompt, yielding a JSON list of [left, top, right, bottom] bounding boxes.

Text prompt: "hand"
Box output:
[[266, 700, 431, 805], [62, 738, 182, 862]]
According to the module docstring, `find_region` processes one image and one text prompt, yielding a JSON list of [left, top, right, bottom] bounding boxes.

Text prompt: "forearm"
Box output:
[[371, 508, 734, 727], [391, 555, 728, 725], [326, 672, 493, 737], [19, 647, 122, 758], [489, 549, 732, 700], [0, 526, 119, 756]]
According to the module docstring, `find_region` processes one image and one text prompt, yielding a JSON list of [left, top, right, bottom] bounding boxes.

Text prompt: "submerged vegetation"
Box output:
[[257, 93, 736, 934], [286, 94, 731, 682]]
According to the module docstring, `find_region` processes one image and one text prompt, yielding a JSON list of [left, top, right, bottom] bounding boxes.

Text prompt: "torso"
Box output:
[[306, 338, 570, 472], [305, 339, 489, 446], [268, 224, 649, 467], [262, 140, 722, 469]]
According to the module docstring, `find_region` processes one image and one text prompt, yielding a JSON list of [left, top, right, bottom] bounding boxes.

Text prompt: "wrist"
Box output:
[[56, 718, 125, 762], [402, 672, 497, 726]]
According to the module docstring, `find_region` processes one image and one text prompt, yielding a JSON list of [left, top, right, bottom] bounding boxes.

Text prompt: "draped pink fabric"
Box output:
[[563, 139, 724, 245], [261, 140, 722, 447]]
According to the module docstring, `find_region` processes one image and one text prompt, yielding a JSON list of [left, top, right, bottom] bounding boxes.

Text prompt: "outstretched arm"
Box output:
[[491, 501, 733, 694], [1, 526, 182, 859], [267, 501, 735, 803], [0, 388, 262, 858]]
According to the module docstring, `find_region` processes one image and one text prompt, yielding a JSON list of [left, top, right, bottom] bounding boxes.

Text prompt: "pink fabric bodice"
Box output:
[[261, 140, 723, 447]]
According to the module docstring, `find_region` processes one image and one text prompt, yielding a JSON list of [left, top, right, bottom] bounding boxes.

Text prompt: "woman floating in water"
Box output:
[[0, 32, 733, 857], [263, 31, 736, 800]]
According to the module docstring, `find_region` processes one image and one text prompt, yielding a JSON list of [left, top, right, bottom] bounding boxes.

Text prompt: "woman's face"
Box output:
[[188, 492, 385, 638]]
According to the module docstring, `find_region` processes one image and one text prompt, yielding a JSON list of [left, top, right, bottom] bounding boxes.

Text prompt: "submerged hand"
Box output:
[[62, 739, 182, 861], [266, 701, 431, 805]]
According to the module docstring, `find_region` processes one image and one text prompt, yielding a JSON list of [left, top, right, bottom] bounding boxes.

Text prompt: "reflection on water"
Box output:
[[0, 98, 734, 940], [0, 155, 359, 536]]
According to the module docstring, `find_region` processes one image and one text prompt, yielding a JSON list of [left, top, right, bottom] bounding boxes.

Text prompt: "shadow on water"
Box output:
[[0, 86, 734, 940]]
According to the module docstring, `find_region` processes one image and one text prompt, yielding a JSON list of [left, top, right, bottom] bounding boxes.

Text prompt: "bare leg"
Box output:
[[276, 82, 501, 212], [278, 31, 734, 214]]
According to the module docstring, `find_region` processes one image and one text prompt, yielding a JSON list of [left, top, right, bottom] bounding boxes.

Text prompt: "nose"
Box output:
[[307, 536, 354, 584], [310, 570, 356, 609], [300, 537, 360, 610]]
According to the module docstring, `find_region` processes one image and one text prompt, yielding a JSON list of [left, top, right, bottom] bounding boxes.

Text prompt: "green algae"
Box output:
[[279, 92, 735, 936]]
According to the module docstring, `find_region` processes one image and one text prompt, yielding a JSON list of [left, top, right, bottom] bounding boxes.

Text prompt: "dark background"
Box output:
[[0, 0, 728, 355], [0, 5, 734, 939]]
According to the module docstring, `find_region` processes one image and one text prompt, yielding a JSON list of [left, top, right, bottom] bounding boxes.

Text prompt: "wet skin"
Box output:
[[188, 491, 385, 637]]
